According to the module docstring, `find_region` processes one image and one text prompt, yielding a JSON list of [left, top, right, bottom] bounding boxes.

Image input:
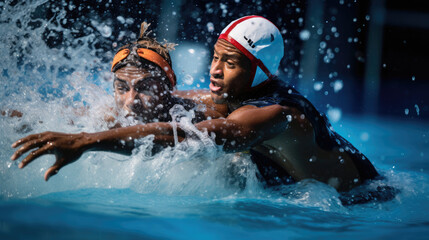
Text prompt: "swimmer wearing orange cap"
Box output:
[[109, 22, 225, 125], [11, 17, 379, 193]]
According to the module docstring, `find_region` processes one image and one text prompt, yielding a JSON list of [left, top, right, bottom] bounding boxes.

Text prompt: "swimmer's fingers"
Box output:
[[18, 145, 52, 169], [11, 133, 46, 148], [10, 138, 49, 161], [44, 163, 61, 181]]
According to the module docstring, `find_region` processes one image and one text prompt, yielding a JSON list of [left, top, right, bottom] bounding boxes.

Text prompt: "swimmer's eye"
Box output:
[[134, 78, 159, 95], [212, 54, 219, 62], [114, 82, 129, 94], [226, 61, 235, 68]]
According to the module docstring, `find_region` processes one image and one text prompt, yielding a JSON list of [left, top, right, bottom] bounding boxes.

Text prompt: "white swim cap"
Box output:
[[219, 15, 284, 87]]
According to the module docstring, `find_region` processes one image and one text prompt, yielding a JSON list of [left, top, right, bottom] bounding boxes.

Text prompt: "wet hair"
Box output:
[[112, 22, 177, 89], [112, 22, 176, 72]]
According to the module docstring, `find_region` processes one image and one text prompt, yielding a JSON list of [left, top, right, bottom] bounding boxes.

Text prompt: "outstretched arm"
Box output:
[[196, 104, 291, 152], [173, 89, 228, 119], [11, 104, 292, 180], [11, 122, 185, 180]]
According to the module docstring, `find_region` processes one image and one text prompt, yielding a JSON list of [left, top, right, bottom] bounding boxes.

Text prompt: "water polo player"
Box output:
[[12, 16, 381, 194]]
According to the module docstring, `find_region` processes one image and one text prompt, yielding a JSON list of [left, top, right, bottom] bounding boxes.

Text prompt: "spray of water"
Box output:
[[0, 0, 264, 201], [0, 1, 423, 214]]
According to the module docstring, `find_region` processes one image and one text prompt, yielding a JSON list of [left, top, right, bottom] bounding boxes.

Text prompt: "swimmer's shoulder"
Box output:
[[173, 89, 228, 118]]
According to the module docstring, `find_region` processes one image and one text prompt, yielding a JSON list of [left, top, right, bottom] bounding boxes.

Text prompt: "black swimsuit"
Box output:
[[231, 78, 379, 186]]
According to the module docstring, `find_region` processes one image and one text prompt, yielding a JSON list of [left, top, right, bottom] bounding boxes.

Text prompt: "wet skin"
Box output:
[[114, 65, 172, 122], [10, 39, 371, 191], [9, 40, 292, 182], [209, 39, 253, 105]]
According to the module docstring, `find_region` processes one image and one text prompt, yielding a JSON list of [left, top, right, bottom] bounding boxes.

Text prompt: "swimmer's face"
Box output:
[[209, 39, 252, 104], [114, 65, 171, 122]]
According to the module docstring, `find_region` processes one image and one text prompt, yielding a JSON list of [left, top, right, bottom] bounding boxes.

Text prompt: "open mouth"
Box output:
[[209, 80, 222, 92]]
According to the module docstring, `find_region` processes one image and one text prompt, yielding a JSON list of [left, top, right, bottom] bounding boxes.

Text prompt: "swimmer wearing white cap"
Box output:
[[11, 16, 379, 192], [208, 16, 379, 190]]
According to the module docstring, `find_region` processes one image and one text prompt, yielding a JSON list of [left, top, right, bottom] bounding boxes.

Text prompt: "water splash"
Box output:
[[0, 1, 423, 216]]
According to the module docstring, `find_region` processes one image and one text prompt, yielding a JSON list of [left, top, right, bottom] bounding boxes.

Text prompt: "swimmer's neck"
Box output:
[[227, 102, 242, 113], [226, 88, 260, 113]]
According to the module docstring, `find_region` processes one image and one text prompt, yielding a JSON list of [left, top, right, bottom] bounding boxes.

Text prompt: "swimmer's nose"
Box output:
[[125, 89, 151, 113], [210, 60, 223, 79], [124, 89, 141, 110]]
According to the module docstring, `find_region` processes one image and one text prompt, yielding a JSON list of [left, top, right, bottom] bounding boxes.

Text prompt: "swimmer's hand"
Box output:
[[10, 132, 90, 181]]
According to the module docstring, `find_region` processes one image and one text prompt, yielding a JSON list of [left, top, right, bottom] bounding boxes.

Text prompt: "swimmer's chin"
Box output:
[[210, 91, 228, 104]]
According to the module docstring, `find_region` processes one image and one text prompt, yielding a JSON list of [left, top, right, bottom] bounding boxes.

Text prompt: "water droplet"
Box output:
[[206, 22, 214, 33], [188, 49, 195, 54], [415, 104, 420, 116], [183, 74, 194, 85], [327, 108, 342, 123], [313, 81, 323, 91], [360, 132, 370, 142], [299, 30, 311, 41], [332, 80, 343, 92]]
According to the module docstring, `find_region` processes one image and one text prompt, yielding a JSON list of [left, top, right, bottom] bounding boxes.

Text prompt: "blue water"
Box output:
[[1, 1, 429, 238], [1, 116, 428, 239]]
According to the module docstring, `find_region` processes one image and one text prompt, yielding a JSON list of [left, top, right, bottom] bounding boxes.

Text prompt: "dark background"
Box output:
[[5, 0, 429, 121]]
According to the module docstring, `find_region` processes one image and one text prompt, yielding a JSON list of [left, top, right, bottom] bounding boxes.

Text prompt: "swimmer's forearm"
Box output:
[[84, 122, 186, 154], [195, 119, 258, 152], [194, 105, 290, 152]]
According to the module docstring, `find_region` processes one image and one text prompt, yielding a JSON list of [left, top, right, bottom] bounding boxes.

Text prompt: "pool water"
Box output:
[[1, 114, 428, 239], [1, 1, 428, 238]]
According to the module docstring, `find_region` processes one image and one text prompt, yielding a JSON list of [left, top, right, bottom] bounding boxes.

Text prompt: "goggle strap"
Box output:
[[111, 49, 130, 71], [111, 48, 176, 87], [137, 48, 176, 87]]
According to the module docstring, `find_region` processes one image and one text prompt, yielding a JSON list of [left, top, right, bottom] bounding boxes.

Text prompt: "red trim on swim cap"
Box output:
[[223, 15, 258, 36], [218, 34, 257, 87], [218, 15, 275, 86]]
